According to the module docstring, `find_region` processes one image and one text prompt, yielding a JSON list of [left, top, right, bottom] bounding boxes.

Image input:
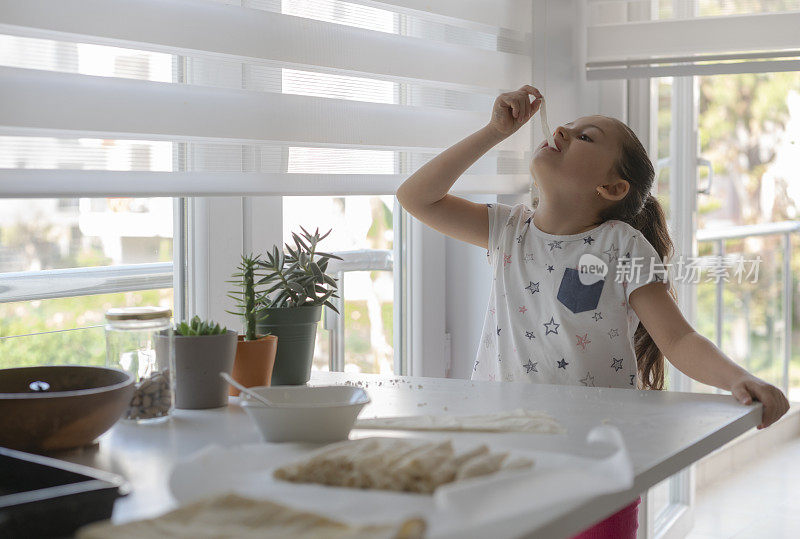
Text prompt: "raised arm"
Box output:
[[395, 85, 542, 250], [395, 125, 500, 250]]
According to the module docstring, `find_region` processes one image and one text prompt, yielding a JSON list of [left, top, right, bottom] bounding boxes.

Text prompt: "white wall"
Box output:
[[444, 194, 494, 379]]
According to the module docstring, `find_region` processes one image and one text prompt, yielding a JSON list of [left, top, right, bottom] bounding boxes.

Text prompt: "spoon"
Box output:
[[219, 372, 275, 407]]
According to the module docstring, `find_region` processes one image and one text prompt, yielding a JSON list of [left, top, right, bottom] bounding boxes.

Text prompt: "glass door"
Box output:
[[641, 64, 800, 539], [687, 68, 800, 537], [624, 1, 800, 536], [693, 70, 800, 398]]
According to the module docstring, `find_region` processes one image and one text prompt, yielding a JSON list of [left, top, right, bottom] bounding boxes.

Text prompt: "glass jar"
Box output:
[[105, 306, 174, 423]]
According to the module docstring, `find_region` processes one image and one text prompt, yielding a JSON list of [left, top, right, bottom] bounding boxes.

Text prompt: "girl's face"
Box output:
[[530, 115, 627, 200]]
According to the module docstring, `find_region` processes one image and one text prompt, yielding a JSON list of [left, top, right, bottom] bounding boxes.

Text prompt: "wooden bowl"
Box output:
[[0, 366, 134, 452]]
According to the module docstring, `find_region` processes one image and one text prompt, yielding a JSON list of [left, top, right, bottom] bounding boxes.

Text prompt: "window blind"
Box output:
[[0, 0, 534, 197], [585, 1, 800, 80]]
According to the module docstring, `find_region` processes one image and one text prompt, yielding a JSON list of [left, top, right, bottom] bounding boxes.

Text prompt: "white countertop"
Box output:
[[55, 371, 761, 538]]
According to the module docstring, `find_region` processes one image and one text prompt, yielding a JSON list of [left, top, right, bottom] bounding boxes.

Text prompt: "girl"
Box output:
[[395, 84, 790, 538]]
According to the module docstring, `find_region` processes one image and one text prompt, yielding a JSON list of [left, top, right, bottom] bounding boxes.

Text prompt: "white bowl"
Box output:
[[240, 385, 370, 443]]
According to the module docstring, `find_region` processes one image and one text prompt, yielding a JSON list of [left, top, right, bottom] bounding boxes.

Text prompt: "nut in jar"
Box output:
[[125, 369, 173, 420]]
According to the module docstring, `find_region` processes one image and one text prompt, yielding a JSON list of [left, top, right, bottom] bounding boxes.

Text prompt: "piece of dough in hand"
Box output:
[[539, 96, 556, 149]]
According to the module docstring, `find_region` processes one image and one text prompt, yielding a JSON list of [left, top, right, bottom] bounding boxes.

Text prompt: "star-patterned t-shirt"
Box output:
[[472, 202, 670, 389]]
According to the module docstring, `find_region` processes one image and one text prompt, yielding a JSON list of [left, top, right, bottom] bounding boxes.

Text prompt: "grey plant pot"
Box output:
[[173, 329, 238, 409]]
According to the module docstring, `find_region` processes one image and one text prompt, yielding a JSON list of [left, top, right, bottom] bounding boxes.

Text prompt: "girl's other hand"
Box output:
[[488, 85, 543, 138], [730, 374, 791, 429]]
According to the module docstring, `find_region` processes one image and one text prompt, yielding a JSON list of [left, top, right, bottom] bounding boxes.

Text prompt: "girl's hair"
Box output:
[[597, 117, 677, 391]]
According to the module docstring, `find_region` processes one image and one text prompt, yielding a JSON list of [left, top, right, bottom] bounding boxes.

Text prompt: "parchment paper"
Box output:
[[168, 425, 633, 538]]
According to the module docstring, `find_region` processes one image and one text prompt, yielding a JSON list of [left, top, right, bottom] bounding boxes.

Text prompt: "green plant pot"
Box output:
[[256, 305, 322, 385]]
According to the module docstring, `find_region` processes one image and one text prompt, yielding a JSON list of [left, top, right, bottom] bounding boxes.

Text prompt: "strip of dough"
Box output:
[[539, 96, 556, 149], [355, 408, 565, 435]]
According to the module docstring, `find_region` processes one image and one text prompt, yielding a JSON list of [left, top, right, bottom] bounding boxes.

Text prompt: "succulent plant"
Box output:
[[176, 315, 227, 336], [257, 226, 343, 313], [227, 253, 270, 341]]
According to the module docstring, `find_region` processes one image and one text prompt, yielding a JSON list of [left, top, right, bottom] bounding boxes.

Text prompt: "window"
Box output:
[[649, 70, 800, 398], [283, 195, 394, 374], [0, 291, 173, 369], [693, 71, 800, 397], [0, 36, 176, 368]]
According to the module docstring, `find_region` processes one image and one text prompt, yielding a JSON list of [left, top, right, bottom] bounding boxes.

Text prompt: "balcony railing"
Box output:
[[696, 221, 800, 395], [0, 263, 173, 303], [321, 249, 393, 372]]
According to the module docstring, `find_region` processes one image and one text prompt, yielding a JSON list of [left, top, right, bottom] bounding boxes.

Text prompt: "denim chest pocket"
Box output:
[[556, 267, 605, 314]]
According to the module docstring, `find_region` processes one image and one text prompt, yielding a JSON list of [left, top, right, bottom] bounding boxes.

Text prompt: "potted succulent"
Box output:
[[255, 226, 342, 385], [173, 315, 237, 409], [226, 253, 278, 396]]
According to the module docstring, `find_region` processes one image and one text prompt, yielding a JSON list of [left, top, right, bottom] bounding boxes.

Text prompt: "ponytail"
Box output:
[[597, 119, 678, 391], [625, 193, 676, 391]]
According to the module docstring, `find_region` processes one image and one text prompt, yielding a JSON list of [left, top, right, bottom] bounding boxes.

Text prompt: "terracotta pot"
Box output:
[[228, 335, 278, 396]]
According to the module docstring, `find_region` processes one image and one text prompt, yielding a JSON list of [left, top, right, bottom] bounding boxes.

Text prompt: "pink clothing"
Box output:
[[569, 496, 641, 539]]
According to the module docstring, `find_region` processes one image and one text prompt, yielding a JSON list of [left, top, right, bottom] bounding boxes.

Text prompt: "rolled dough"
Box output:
[[274, 437, 534, 494], [76, 492, 425, 539], [354, 408, 565, 435]]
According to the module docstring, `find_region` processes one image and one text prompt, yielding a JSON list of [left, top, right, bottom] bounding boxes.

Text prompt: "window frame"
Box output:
[[195, 194, 419, 377], [626, 69, 697, 539]]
